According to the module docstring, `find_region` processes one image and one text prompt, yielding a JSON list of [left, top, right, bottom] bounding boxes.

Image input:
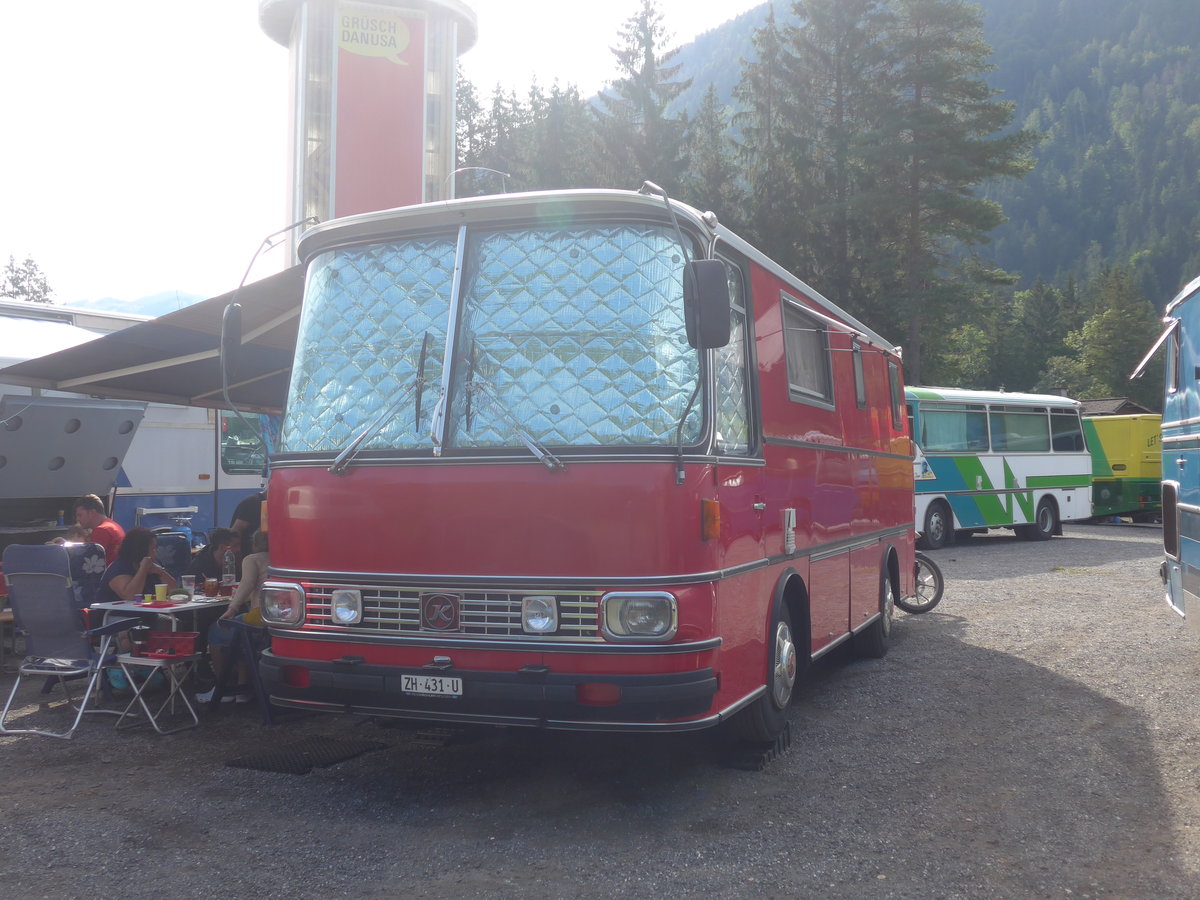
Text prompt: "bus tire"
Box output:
[[854, 567, 894, 658], [731, 604, 798, 743], [919, 500, 953, 550], [1022, 498, 1057, 541]]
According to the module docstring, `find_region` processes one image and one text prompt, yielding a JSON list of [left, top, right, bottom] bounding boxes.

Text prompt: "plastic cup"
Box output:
[[181, 575, 196, 596], [154, 583, 168, 603], [204, 577, 218, 598]]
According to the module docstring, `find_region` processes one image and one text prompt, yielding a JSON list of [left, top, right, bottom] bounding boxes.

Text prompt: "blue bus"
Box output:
[[1140, 272, 1200, 627]]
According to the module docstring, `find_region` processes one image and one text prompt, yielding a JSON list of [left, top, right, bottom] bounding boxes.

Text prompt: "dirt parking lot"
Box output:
[[1, 523, 1198, 899]]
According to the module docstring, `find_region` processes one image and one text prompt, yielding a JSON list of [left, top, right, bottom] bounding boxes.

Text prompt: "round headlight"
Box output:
[[522, 595, 558, 633], [331, 589, 363, 625]]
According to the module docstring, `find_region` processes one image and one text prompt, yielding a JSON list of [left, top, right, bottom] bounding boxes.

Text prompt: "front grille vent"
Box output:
[[302, 584, 602, 641]]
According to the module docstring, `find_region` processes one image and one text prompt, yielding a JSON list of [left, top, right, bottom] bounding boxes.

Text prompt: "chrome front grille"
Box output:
[[302, 584, 603, 642]]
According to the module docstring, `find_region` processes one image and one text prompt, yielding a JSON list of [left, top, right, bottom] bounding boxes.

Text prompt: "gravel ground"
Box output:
[[1, 523, 1197, 899]]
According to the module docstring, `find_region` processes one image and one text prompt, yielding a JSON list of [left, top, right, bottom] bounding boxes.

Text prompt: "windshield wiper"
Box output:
[[466, 361, 566, 472], [329, 333, 430, 475]]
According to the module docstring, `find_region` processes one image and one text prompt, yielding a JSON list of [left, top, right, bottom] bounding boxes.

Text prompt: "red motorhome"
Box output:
[[259, 188, 914, 741]]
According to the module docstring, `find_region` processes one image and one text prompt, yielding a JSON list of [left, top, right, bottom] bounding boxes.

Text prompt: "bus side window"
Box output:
[[1051, 410, 1085, 451], [783, 300, 834, 407], [714, 260, 751, 454], [888, 361, 903, 429]]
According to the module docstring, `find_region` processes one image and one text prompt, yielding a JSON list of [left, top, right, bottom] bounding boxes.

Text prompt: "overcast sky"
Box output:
[[0, 1, 763, 306]]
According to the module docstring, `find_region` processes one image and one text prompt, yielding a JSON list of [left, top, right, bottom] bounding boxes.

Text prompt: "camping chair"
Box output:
[[154, 531, 193, 582], [0, 544, 135, 739], [66, 542, 107, 616]]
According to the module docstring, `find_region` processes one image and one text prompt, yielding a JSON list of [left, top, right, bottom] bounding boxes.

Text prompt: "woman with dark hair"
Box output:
[[96, 526, 177, 604]]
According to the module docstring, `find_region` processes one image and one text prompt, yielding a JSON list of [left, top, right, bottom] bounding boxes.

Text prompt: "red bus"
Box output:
[[258, 188, 914, 741]]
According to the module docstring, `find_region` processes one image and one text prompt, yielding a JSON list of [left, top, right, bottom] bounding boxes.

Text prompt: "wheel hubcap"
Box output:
[[881, 581, 895, 637], [772, 620, 797, 709], [929, 512, 945, 542]]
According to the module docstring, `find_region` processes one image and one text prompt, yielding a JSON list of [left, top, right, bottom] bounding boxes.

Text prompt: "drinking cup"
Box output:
[[154, 583, 168, 603], [181, 575, 196, 596], [204, 577, 218, 598]]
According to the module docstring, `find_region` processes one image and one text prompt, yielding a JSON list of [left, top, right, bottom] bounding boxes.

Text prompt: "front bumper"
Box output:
[[260, 650, 720, 731]]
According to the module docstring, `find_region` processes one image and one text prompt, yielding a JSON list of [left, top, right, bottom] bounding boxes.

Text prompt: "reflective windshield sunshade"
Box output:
[[280, 222, 702, 457]]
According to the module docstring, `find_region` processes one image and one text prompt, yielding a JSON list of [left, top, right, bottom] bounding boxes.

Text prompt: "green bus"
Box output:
[[907, 387, 1093, 550]]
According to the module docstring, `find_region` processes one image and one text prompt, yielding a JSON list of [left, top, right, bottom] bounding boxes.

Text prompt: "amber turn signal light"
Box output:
[[701, 498, 721, 540]]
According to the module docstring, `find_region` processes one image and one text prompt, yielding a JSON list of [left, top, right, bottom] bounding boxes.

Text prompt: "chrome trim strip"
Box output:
[[268, 525, 910, 589], [772, 523, 911, 567], [266, 627, 721, 655], [851, 611, 883, 635], [763, 436, 912, 461], [810, 630, 854, 661], [268, 559, 772, 589]]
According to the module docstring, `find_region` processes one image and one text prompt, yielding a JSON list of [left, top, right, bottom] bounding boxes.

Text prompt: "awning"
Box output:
[[0, 266, 305, 413]]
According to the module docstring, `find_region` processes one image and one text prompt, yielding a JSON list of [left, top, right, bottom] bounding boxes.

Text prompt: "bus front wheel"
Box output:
[[919, 500, 953, 550], [731, 604, 798, 743], [1021, 498, 1057, 541]]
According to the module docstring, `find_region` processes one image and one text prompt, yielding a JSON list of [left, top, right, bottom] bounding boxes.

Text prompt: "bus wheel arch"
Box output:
[[730, 571, 809, 743]]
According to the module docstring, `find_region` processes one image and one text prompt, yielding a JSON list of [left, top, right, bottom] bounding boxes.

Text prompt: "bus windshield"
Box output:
[[279, 223, 702, 455]]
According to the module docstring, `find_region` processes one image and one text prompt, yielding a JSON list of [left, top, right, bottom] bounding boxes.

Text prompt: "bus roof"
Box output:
[[1165, 272, 1200, 316], [906, 386, 1081, 408], [296, 188, 900, 354]]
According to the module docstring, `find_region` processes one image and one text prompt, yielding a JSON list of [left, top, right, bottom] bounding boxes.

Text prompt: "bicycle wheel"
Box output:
[[897, 551, 944, 613]]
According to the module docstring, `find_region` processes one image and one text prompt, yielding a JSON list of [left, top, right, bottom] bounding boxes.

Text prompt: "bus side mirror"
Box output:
[[220, 302, 243, 386], [684, 260, 731, 350]]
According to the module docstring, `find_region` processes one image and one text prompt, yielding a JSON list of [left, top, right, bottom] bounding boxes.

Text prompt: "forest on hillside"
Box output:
[[457, 0, 1200, 410]]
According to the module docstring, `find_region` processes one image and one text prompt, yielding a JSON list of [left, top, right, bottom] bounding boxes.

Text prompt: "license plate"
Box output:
[[402, 674, 463, 697]]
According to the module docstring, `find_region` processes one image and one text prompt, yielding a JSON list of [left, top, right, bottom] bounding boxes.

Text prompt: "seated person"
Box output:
[[96, 527, 177, 604], [197, 530, 268, 704], [187, 527, 240, 585], [73, 493, 125, 564]]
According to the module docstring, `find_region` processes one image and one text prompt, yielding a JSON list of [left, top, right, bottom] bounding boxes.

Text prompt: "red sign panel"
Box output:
[[334, 3, 426, 217]]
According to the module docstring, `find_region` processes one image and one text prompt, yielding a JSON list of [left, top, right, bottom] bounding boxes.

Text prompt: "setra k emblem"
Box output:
[[420, 592, 460, 631]]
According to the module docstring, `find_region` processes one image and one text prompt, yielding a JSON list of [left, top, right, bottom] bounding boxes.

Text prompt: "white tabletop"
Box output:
[[91, 597, 230, 617]]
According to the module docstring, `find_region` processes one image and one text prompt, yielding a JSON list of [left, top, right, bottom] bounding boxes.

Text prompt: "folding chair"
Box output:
[[0, 544, 135, 739], [154, 532, 193, 582]]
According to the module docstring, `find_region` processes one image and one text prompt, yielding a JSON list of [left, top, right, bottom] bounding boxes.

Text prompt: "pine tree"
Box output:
[[873, 0, 1037, 385], [593, 0, 692, 193], [1038, 268, 1162, 408], [679, 85, 743, 223], [526, 83, 604, 189], [732, 6, 801, 270], [780, 0, 893, 313]]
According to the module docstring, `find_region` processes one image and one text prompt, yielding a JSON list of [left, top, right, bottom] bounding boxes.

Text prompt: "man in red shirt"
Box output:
[[73, 494, 125, 564]]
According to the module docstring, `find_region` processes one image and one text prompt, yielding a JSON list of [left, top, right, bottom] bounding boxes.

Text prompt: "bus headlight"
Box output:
[[522, 595, 558, 633], [601, 592, 677, 641], [331, 589, 363, 625], [262, 584, 305, 625]]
